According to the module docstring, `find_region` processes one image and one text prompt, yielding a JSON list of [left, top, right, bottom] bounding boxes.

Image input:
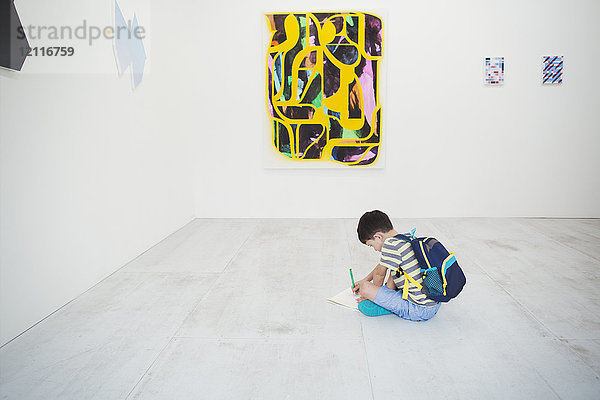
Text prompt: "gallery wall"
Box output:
[[0, 1, 195, 345], [191, 0, 600, 218]]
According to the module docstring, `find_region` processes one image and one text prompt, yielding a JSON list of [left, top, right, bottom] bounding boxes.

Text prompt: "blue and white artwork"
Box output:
[[114, 0, 146, 88], [542, 56, 563, 85], [484, 57, 504, 85]]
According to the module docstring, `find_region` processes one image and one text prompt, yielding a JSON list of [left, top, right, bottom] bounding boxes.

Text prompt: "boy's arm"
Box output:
[[386, 273, 397, 290], [359, 264, 388, 286], [372, 263, 387, 286]]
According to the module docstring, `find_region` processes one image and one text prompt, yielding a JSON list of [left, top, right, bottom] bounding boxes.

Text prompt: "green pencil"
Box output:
[[349, 268, 355, 289]]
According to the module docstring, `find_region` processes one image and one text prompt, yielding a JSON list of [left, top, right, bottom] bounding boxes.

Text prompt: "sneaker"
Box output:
[[358, 300, 393, 317]]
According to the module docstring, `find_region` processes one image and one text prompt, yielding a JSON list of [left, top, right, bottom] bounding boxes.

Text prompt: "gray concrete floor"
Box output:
[[1, 218, 599, 399]]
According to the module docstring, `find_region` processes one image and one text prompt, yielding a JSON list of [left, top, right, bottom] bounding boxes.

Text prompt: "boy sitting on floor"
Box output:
[[353, 210, 441, 321]]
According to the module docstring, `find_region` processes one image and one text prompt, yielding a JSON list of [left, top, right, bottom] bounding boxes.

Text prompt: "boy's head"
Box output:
[[357, 210, 394, 251]]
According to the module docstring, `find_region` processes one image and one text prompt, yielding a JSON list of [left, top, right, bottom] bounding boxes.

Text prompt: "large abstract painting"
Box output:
[[265, 12, 383, 166]]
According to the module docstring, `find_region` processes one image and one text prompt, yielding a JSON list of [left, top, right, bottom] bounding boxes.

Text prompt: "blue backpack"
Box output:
[[394, 230, 466, 303]]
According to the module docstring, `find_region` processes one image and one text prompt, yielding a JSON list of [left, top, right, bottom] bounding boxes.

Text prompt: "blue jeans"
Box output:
[[373, 286, 441, 321]]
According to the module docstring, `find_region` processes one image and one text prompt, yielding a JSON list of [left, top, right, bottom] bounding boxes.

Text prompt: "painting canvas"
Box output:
[[265, 12, 383, 167], [484, 57, 504, 85], [542, 55, 563, 85]]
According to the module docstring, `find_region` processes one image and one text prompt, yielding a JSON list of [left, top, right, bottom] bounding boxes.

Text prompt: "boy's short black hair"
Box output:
[[357, 210, 394, 244]]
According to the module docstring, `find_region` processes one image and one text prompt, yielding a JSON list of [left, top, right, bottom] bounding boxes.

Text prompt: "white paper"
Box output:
[[327, 287, 359, 311]]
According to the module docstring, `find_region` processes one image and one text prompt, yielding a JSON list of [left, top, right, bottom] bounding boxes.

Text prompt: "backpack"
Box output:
[[394, 230, 466, 303]]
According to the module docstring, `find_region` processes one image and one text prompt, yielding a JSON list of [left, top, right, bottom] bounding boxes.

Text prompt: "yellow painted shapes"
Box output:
[[265, 12, 383, 164]]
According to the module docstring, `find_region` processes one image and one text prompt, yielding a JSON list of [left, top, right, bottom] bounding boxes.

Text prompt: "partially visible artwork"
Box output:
[[265, 12, 383, 166], [484, 57, 504, 85], [542, 55, 563, 85], [0, 0, 30, 71], [114, 0, 146, 89]]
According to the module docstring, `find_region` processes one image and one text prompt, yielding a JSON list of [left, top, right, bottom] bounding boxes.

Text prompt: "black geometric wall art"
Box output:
[[0, 0, 30, 71]]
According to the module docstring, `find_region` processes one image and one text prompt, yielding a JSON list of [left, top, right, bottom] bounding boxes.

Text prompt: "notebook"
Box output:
[[327, 287, 359, 311]]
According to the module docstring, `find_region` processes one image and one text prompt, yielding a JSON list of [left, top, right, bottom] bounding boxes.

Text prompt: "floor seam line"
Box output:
[[467, 256, 600, 380], [346, 220, 375, 400], [431, 218, 600, 383], [124, 337, 175, 400], [517, 220, 600, 263], [125, 272, 226, 398], [472, 259, 560, 339], [360, 320, 376, 400], [221, 223, 257, 274], [431, 220, 561, 341], [171, 273, 225, 337], [541, 236, 600, 264]]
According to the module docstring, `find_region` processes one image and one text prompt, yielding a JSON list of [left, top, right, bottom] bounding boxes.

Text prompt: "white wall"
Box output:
[[0, 1, 195, 345], [191, 0, 600, 218]]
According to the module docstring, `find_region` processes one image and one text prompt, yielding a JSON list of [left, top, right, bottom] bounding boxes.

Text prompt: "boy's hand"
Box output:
[[352, 279, 367, 295], [352, 279, 371, 301], [353, 279, 378, 302], [353, 281, 368, 303]]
